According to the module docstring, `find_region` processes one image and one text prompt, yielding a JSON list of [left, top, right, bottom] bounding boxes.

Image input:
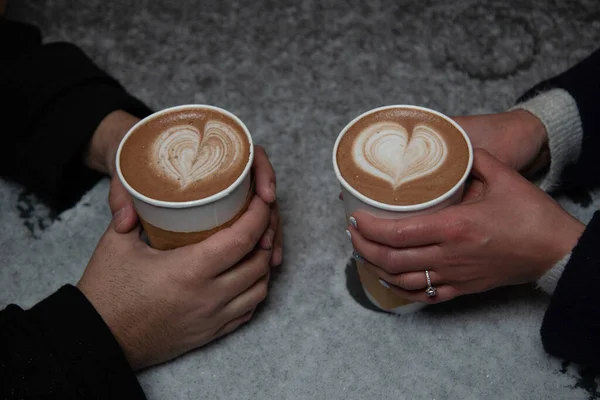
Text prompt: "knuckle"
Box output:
[[392, 223, 410, 246], [442, 251, 465, 267], [445, 216, 470, 241], [256, 281, 269, 303], [382, 249, 401, 273], [258, 260, 271, 276], [233, 231, 256, 251], [198, 300, 219, 317], [393, 274, 410, 289]]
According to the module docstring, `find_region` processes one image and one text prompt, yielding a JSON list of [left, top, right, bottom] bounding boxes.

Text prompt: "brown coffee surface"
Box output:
[[336, 108, 469, 205], [120, 107, 251, 202]]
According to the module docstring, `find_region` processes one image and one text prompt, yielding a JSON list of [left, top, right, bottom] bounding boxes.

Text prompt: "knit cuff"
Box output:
[[510, 89, 583, 192], [536, 252, 571, 295]]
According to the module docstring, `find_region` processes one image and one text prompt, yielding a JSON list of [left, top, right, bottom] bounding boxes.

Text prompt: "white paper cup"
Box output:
[[333, 105, 474, 314], [116, 105, 254, 250]]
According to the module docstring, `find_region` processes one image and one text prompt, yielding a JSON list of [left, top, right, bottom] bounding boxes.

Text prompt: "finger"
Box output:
[[384, 284, 462, 305], [358, 257, 441, 291], [470, 148, 520, 186], [183, 195, 271, 276], [350, 211, 446, 248], [106, 207, 142, 242], [462, 178, 486, 203], [213, 310, 254, 339], [109, 177, 139, 233], [270, 201, 283, 267], [220, 274, 269, 323], [215, 248, 271, 305], [258, 202, 278, 251], [378, 269, 444, 291], [252, 145, 276, 204], [348, 226, 444, 274]]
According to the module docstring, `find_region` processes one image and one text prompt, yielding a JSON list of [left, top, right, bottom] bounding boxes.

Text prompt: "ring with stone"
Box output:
[[425, 270, 437, 298]]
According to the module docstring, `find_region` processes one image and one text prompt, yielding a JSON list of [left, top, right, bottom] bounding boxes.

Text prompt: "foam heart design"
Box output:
[[154, 121, 244, 187], [352, 122, 448, 188]]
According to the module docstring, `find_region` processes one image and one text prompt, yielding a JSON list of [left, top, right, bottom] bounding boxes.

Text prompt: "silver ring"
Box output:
[[425, 270, 437, 298]]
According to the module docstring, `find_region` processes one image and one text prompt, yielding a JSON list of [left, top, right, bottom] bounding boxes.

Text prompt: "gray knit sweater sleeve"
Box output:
[[510, 89, 583, 294]]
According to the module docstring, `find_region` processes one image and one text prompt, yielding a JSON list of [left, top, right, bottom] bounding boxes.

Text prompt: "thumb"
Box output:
[[470, 148, 519, 185], [462, 149, 519, 203], [108, 206, 142, 240], [109, 177, 139, 233]]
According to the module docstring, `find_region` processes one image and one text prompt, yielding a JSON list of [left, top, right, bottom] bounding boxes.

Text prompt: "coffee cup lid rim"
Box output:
[[332, 104, 474, 212], [115, 104, 255, 209]]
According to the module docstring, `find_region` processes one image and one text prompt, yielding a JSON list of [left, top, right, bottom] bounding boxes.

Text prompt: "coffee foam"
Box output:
[[120, 107, 251, 202], [337, 108, 469, 206], [352, 122, 448, 189], [154, 121, 244, 188]]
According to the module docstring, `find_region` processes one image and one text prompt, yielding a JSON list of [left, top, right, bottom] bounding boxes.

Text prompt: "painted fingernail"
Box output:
[[379, 279, 390, 289], [352, 250, 365, 264], [349, 216, 357, 229], [345, 229, 352, 243]]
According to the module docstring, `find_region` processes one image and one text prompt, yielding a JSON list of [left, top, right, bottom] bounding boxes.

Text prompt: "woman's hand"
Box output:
[[453, 110, 550, 176], [347, 149, 584, 304]]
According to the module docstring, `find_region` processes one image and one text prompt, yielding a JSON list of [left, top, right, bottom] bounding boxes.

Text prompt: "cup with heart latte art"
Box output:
[[116, 105, 254, 250], [333, 105, 473, 314]]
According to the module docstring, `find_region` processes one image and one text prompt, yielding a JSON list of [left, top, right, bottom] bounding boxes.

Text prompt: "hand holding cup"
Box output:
[[347, 149, 584, 304]]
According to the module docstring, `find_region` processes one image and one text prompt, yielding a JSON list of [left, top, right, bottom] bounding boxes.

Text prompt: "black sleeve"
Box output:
[[540, 212, 600, 370], [0, 19, 153, 211], [518, 48, 600, 193], [0, 285, 146, 399]]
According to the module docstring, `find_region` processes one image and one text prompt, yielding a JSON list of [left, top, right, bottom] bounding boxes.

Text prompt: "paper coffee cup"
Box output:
[[332, 105, 473, 314], [116, 105, 254, 250]]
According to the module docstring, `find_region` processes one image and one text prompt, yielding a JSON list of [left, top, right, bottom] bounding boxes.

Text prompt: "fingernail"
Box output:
[[261, 229, 274, 249], [352, 250, 364, 264], [113, 208, 126, 230], [345, 229, 352, 243], [270, 182, 277, 202], [349, 216, 357, 229], [379, 279, 390, 289]]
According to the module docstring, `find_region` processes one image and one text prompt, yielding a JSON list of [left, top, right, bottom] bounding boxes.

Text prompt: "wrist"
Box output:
[[537, 215, 584, 281], [506, 109, 549, 176], [85, 110, 139, 176]]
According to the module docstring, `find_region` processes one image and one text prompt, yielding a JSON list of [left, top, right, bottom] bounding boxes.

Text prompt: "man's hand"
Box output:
[[347, 149, 584, 304], [85, 111, 283, 266], [77, 195, 273, 370], [85, 111, 141, 233], [252, 145, 283, 266], [453, 110, 550, 177]]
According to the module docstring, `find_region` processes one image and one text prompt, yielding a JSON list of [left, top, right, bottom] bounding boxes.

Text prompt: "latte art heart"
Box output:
[[352, 122, 448, 188], [154, 121, 244, 187]]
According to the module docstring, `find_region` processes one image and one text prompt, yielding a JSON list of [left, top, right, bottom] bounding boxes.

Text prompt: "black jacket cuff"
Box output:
[[31, 77, 153, 210], [0, 36, 153, 210], [517, 49, 600, 192], [541, 211, 600, 370], [26, 285, 146, 398]]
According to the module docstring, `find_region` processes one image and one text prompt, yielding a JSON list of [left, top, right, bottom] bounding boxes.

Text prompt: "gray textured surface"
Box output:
[[2, 1, 600, 398]]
